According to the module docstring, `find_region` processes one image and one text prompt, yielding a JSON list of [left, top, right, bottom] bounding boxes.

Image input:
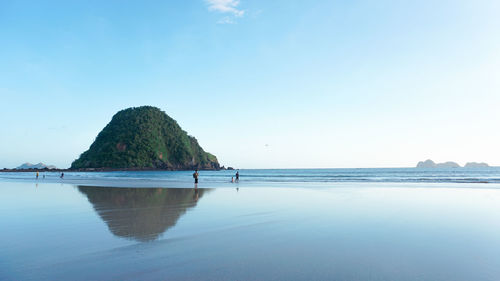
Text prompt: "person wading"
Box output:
[[193, 169, 199, 184]]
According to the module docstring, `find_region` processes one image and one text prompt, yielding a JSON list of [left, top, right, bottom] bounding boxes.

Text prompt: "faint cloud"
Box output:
[[217, 16, 235, 24], [205, 0, 244, 23]]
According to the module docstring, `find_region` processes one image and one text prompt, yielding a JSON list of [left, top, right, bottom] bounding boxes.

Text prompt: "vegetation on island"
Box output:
[[71, 106, 220, 170]]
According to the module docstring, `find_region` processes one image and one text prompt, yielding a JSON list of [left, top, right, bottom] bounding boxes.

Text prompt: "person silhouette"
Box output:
[[235, 170, 239, 182], [193, 170, 199, 184]]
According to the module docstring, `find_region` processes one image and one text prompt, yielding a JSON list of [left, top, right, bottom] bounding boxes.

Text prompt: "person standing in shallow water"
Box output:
[[193, 170, 199, 184], [235, 170, 239, 182], [36, 171, 39, 179]]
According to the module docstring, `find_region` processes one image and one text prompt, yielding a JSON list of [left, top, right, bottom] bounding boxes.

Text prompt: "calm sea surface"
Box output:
[[2, 168, 500, 188], [1, 169, 500, 280]]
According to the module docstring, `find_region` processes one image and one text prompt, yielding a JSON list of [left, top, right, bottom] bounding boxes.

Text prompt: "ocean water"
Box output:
[[2, 170, 500, 280], [1, 167, 500, 188]]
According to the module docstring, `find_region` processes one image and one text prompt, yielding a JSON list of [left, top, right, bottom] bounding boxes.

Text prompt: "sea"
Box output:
[[2, 168, 500, 280], [2, 167, 500, 188]]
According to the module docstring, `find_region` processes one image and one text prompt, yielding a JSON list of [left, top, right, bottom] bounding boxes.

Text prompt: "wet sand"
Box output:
[[2, 181, 500, 280]]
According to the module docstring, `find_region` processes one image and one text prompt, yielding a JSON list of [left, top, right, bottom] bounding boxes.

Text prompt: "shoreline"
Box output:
[[2, 168, 500, 188], [1, 177, 500, 190], [0, 167, 224, 173]]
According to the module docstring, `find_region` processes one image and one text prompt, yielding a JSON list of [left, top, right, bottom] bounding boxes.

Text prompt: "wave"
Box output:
[[2, 168, 500, 185]]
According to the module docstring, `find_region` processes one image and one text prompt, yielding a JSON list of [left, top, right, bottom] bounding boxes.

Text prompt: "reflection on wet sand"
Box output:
[[77, 186, 209, 242]]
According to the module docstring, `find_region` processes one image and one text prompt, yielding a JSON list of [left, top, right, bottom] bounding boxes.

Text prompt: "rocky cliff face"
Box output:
[[71, 106, 220, 170]]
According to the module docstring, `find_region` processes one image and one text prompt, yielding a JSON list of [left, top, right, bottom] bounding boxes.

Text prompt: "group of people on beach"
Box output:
[[231, 170, 239, 183], [192, 169, 239, 184], [35, 172, 64, 179], [35, 171, 46, 179], [35, 169, 238, 184]]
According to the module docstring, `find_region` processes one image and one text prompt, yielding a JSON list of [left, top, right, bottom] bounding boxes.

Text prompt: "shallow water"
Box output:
[[1, 181, 500, 280], [2, 167, 500, 188]]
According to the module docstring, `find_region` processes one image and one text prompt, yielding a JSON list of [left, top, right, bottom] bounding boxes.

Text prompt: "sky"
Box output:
[[1, 0, 500, 169]]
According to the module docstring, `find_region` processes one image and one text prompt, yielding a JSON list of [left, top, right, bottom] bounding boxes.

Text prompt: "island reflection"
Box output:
[[77, 186, 209, 242]]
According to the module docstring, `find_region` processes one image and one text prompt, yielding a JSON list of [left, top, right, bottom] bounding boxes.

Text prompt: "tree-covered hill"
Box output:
[[71, 106, 220, 170]]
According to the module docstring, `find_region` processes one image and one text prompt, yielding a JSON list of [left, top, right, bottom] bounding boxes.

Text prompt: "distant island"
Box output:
[[416, 159, 489, 168], [16, 162, 57, 170], [464, 162, 490, 168], [71, 106, 220, 171]]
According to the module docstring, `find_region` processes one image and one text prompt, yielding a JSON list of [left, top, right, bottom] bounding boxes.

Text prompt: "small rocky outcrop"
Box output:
[[416, 159, 460, 168], [16, 162, 57, 170], [464, 162, 489, 168]]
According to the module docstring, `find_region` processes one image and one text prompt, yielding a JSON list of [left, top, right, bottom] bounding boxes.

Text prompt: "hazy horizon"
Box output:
[[4, 157, 498, 170], [1, 0, 500, 169]]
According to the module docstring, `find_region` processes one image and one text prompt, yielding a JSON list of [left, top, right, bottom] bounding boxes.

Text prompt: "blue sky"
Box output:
[[1, 0, 500, 169]]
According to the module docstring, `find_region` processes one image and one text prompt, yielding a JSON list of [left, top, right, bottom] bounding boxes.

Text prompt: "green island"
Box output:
[[71, 106, 220, 170]]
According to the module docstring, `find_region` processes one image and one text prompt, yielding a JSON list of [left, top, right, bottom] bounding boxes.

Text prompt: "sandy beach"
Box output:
[[2, 178, 500, 280]]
